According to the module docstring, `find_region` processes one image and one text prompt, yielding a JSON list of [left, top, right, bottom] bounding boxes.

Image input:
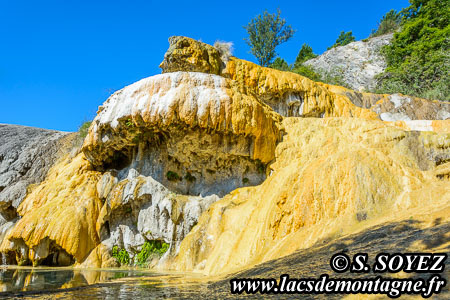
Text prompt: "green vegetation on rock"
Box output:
[[78, 121, 92, 139], [112, 245, 130, 266], [375, 0, 449, 101], [294, 44, 318, 68], [269, 57, 290, 71], [370, 9, 402, 37], [166, 171, 181, 181], [327, 31, 355, 50], [136, 240, 169, 267]]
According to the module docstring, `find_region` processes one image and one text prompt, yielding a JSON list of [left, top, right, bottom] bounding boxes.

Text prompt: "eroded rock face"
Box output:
[[82, 72, 281, 197], [0, 36, 448, 271], [96, 171, 219, 261], [0, 153, 103, 266], [169, 117, 450, 275], [160, 36, 222, 74], [0, 124, 71, 223], [304, 34, 393, 91]]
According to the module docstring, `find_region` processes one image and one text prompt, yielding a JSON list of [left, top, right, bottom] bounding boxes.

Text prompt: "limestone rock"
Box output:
[[1, 36, 448, 271], [169, 117, 450, 275], [330, 87, 450, 120], [0, 124, 71, 222], [0, 153, 103, 266], [95, 171, 218, 263], [82, 72, 282, 197], [160, 36, 222, 75], [304, 34, 393, 91], [160, 36, 449, 121]]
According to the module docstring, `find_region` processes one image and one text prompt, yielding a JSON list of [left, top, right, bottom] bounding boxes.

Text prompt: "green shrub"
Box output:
[[112, 246, 130, 266], [320, 69, 351, 89], [136, 240, 170, 266], [294, 43, 318, 68], [269, 57, 291, 71], [292, 65, 322, 82], [375, 0, 449, 101], [327, 31, 355, 50], [166, 171, 181, 181], [370, 9, 402, 37], [125, 119, 134, 128], [78, 121, 92, 139]]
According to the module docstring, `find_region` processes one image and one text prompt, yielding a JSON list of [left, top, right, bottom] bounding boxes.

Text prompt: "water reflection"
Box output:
[[0, 267, 158, 296]]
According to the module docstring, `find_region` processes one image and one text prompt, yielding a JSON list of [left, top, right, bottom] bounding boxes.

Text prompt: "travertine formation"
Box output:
[[169, 117, 450, 275], [0, 36, 448, 272]]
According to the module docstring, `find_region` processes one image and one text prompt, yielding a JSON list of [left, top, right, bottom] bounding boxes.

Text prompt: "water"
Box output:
[[0, 266, 215, 299], [0, 219, 447, 299]]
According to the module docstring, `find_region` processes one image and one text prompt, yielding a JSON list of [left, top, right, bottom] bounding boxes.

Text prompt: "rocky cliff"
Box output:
[[0, 37, 448, 274], [304, 33, 393, 92]]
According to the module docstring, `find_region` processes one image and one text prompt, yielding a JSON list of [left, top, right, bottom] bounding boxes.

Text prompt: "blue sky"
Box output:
[[0, 0, 410, 131]]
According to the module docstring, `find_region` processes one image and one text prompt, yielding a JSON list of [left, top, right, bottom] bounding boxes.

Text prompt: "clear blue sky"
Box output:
[[0, 0, 410, 131]]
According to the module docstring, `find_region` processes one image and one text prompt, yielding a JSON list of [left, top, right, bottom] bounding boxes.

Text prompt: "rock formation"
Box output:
[[0, 36, 448, 274], [170, 117, 450, 275], [304, 33, 393, 91], [0, 125, 71, 223]]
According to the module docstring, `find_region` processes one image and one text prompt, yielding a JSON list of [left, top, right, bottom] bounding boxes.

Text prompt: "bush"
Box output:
[[78, 121, 92, 139], [375, 0, 449, 101], [370, 9, 402, 37], [166, 171, 181, 181], [320, 68, 351, 89], [269, 57, 291, 71], [327, 31, 355, 50], [112, 246, 130, 266], [136, 240, 170, 267], [294, 44, 317, 68], [292, 65, 322, 82]]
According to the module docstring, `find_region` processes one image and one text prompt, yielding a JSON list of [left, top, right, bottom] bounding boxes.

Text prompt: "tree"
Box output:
[[375, 0, 449, 100], [327, 31, 355, 50], [244, 9, 296, 67], [370, 9, 402, 37], [269, 57, 291, 71], [294, 43, 317, 68]]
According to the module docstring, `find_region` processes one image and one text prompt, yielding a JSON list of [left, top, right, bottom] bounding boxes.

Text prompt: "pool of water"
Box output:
[[0, 266, 216, 299]]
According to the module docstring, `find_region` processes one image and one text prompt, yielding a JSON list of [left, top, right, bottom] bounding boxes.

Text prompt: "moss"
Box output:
[[166, 171, 182, 181], [255, 160, 266, 174], [125, 119, 134, 128], [242, 177, 249, 184]]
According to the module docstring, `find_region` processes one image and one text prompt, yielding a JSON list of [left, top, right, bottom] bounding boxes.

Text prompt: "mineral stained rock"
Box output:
[[0, 124, 71, 223], [0, 36, 448, 271], [170, 117, 450, 275]]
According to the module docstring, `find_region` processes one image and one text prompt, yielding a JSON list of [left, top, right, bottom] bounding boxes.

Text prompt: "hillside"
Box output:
[[304, 33, 393, 92]]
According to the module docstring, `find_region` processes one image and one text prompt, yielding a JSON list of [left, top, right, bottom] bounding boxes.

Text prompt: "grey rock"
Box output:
[[305, 34, 393, 91], [98, 171, 219, 263], [0, 124, 70, 221]]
